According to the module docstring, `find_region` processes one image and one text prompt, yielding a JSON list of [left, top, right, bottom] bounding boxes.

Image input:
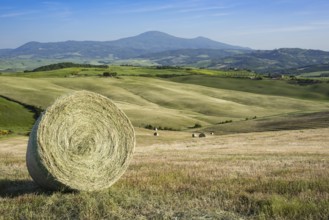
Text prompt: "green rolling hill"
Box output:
[[0, 96, 35, 134], [1, 66, 328, 136]]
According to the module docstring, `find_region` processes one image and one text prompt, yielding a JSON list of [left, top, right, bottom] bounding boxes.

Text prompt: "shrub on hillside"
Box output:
[[0, 130, 13, 136], [102, 72, 117, 77], [192, 123, 202, 128]]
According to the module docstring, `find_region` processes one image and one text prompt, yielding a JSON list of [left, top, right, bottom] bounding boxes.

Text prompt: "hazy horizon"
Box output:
[[1, 0, 329, 51]]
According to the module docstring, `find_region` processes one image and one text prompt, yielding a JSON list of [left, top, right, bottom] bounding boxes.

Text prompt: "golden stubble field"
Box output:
[[1, 128, 329, 219]]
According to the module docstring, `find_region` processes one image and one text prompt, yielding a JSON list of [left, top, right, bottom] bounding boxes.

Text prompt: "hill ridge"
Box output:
[[2, 31, 248, 58], [1, 31, 329, 73]]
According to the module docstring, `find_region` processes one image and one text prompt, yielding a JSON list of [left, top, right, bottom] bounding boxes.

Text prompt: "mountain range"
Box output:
[[1, 31, 329, 73], [1, 31, 248, 59]]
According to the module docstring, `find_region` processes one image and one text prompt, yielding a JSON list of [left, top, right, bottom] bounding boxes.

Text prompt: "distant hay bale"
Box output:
[[154, 132, 159, 136], [26, 90, 135, 192], [199, 133, 206, 138]]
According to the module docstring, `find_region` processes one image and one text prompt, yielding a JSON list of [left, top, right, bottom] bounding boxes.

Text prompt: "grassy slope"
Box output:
[[168, 75, 329, 101], [4, 66, 252, 77], [1, 66, 329, 135], [203, 111, 329, 135], [1, 75, 329, 133], [0, 97, 35, 134], [0, 58, 90, 71], [297, 71, 329, 80]]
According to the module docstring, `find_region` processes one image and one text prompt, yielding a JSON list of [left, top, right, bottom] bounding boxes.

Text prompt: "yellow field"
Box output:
[[1, 128, 328, 219]]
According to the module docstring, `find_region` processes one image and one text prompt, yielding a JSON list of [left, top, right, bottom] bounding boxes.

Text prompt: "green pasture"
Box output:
[[0, 66, 329, 136], [297, 70, 329, 80], [0, 97, 35, 134], [168, 75, 329, 101], [2, 65, 255, 78]]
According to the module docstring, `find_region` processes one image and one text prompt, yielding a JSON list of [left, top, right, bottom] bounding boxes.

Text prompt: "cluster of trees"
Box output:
[[155, 66, 188, 70], [217, 120, 233, 125], [288, 78, 322, 85], [144, 124, 179, 131], [25, 62, 108, 72]]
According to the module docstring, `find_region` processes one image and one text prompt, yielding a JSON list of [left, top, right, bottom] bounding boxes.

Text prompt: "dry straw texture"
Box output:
[[26, 90, 135, 191]]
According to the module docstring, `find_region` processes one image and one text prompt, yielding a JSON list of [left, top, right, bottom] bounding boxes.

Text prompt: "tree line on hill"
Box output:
[[25, 62, 108, 72]]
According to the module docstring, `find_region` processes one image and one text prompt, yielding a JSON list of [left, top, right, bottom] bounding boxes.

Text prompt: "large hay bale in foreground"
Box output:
[[26, 90, 135, 191]]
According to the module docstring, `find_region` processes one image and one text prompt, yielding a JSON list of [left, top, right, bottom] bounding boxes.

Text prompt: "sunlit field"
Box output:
[[1, 128, 328, 219], [1, 67, 329, 219]]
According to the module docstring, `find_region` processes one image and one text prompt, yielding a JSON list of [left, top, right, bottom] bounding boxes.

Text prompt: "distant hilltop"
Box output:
[[1, 31, 329, 73], [0, 31, 250, 60]]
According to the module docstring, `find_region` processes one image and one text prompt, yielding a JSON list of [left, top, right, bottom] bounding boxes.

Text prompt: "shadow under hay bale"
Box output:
[[26, 90, 135, 192]]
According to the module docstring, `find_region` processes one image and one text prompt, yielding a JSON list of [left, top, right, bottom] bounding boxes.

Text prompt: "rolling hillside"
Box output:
[[1, 66, 328, 135], [1, 66, 329, 219], [1, 68, 328, 220], [141, 48, 329, 72], [210, 48, 329, 73]]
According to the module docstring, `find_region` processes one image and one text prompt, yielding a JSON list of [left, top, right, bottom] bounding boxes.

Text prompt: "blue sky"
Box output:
[[0, 0, 329, 50]]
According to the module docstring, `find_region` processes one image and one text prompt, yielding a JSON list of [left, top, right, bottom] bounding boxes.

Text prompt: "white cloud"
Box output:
[[178, 6, 230, 13], [0, 11, 36, 18], [0, 6, 14, 10], [236, 23, 329, 36], [119, 4, 175, 13], [211, 12, 230, 17], [42, 1, 72, 19]]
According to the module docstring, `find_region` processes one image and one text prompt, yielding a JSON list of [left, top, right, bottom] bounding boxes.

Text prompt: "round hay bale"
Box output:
[[199, 133, 206, 138], [26, 90, 135, 192]]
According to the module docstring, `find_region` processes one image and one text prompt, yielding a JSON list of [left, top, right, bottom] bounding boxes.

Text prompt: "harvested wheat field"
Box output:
[[1, 127, 329, 219]]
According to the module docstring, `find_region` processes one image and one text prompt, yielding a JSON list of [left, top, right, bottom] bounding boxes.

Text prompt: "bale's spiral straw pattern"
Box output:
[[26, 91, 135, 191]]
